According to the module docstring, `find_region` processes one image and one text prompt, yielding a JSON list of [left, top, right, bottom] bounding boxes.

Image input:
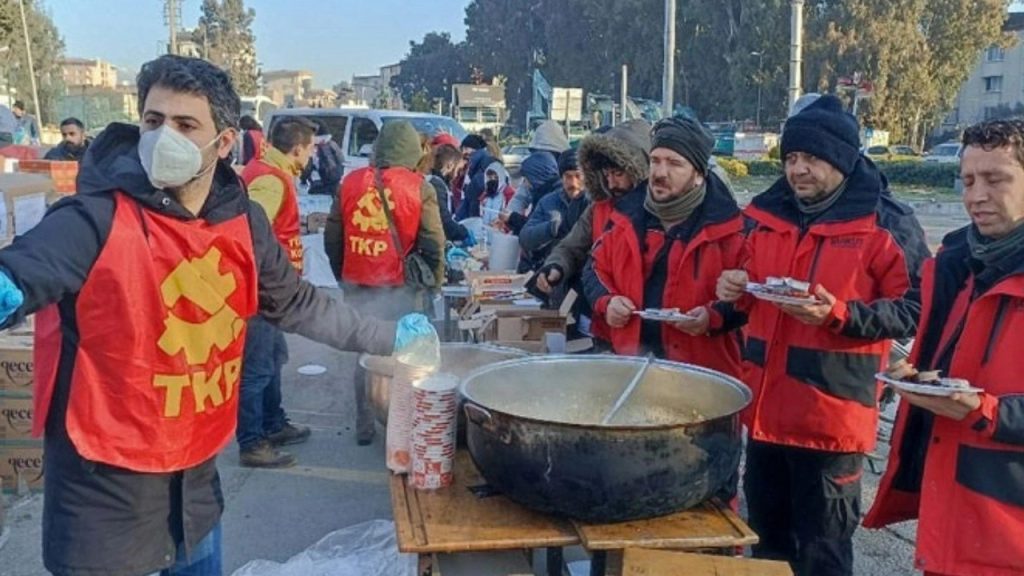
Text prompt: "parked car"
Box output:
[[890, 145, 919, 157], [502, 145, 530, 174], [266, 108, 468, 177], [923, 141, 962, 164], [865, 144, 919, 161]]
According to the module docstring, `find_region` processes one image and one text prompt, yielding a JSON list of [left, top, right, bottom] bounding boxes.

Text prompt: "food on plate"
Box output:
[[884, 359, 971, 389], [764, 276, 812, 298]]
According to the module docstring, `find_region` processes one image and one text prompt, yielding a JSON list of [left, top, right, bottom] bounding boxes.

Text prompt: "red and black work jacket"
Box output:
[[338, 166, 423, 286], [584, 174, 748, 377], [584, 187, 645, 345], [739, 158, 930, 453], [865, 228, 1024, 576]]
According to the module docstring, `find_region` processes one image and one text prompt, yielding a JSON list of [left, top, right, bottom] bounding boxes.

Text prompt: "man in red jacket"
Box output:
[[238, 116, 316, 467], [583, 117, 746, 377], [866, 119, 1024, 576], [717, 95, 929, 576]]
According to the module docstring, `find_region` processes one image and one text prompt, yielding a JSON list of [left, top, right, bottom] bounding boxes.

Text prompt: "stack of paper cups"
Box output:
[[410, 372, 459, 490], [386, 361, 436, 474]]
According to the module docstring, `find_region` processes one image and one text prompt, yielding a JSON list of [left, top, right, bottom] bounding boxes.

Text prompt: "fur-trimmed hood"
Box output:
[[578, 120, 651, 201]]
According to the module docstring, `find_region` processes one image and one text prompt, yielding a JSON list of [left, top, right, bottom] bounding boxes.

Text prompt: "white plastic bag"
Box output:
[[231, 519, 416, 576]]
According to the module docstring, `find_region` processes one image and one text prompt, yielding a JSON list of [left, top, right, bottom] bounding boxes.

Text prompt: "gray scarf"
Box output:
[[967, 222, 1024, 269], [645, 181, 707, 225], [797, 178, 848, 215]]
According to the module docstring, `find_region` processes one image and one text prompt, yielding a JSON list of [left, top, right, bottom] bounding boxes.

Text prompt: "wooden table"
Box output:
[[391, 451, 760, 576], [574, 501, 759, 575], [390, 451, 579, 575], [622, 548, 793, 576]]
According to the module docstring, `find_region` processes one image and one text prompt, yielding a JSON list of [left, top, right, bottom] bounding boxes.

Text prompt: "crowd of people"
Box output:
[[0, 51, 1021, 576]]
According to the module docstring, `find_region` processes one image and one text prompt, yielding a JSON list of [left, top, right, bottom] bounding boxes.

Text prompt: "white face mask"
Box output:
[[138, 125, 221, 190]]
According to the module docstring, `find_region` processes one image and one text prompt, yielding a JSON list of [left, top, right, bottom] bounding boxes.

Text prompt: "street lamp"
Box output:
[[750, 51, 764, 128]]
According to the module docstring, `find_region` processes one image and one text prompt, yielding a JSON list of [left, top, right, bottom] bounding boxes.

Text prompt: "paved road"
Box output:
[[1, 199, 973, 575]]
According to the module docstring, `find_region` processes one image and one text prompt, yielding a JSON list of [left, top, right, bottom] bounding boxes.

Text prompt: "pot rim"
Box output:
[[358, 342, 531, 375], [460, 354, 753, 431]]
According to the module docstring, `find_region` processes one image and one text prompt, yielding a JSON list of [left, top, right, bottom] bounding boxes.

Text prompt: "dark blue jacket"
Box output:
[[518, 186, 589, 272], [454, 148, 498, 221]]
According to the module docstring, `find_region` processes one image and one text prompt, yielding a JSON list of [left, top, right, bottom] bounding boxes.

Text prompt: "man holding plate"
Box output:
[[866, 119, 1024, 576], [716, 94, 929, 576]]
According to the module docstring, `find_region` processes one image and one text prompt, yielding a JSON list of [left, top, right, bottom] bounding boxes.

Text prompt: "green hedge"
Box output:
[[744, 160, 783, 177], [735, 159, 957, 188], [874, 161, 959, 188]]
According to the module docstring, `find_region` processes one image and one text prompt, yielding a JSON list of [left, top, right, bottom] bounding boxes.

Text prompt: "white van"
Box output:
[[266, 108, 468, 177]]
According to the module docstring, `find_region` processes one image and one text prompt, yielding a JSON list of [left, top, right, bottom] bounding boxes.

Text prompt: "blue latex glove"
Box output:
[[463, 229, 477, 248], [394, 313, 440, 366], [0, 272, 24, 325], [446, 246, 471, 266]]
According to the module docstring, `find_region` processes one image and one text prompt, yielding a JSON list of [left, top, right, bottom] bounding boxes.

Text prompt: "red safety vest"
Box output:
[[35, 193, 258, 472], [246, 130, 266, 163], [241, 159, 304, 272], [339, 166, 423, 286]]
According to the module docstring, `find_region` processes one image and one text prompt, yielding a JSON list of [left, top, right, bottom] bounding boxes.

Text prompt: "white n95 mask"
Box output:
[[138, 125, 220, 190]]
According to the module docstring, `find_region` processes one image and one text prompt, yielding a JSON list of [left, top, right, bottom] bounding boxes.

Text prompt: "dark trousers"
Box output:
[[744, 440, 863, 576], [343, 284, 418, 437], [236, 317, 288, 450]]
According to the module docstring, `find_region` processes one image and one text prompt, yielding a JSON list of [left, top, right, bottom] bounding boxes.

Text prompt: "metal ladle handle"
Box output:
[[600, 353, 655, 426]]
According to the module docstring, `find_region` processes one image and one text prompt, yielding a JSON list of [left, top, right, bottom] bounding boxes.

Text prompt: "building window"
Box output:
[[986, 46, 1006, 62], [984, 75, 1003, 93]]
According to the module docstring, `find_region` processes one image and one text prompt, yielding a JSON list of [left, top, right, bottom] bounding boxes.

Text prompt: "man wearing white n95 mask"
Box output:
[[0, 55, 435, 576]]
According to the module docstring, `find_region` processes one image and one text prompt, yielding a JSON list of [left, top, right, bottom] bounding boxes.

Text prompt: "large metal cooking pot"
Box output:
[[360, 343, 529, 425], [460, 355, 751, 523]]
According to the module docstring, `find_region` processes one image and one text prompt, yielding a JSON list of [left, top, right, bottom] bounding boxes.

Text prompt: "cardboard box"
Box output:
[[0, 441, 44, 493], [0, 172, 55, 239], [494, 309, 567, 342], [0, 393, 34, 441], [0, 334, 33, 393], [18, 159, 78, 194]]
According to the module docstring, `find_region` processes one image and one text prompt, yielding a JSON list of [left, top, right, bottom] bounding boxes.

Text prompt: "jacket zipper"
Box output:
[[692, 245, 703, 280], [982, 295, 1010, 365], [806, 239, 825, 285]]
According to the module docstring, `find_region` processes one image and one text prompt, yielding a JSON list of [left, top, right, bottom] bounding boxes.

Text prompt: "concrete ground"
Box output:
[[0, 200, 971, 576]]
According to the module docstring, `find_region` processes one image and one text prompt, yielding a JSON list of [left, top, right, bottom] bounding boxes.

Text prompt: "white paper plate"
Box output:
[[746, 283, 821, 306], [632, 309, 698, 322], [875, 373, 982, 396], [297, 364, 328, 376]]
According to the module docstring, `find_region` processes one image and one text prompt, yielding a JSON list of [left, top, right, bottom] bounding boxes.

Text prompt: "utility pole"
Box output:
[[751, 51, 764, 128], [662, 0, 676, 118], [621, 64, 629, 124], [164, 0, 180, 55], [16, 0, 40, 125], [788, 0, 804, 110]]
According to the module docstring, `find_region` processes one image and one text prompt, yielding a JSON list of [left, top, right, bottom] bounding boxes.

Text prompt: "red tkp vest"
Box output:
[[49, 193, 258, 472], [241, 159, 304, 272], [246, 130, 266, 163], [339, 166, 423, 286]]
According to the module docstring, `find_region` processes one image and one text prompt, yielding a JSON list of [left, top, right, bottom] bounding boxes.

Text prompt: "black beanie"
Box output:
[[461, 134, 487, 151], [781, 94, 861, 176], [651, 117, 714, 175], [557, 148, 579, 175]]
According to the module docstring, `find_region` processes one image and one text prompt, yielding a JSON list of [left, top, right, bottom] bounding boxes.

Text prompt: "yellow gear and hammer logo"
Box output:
[[351, 187, 395, 233], [153, 247, 244, 417]]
